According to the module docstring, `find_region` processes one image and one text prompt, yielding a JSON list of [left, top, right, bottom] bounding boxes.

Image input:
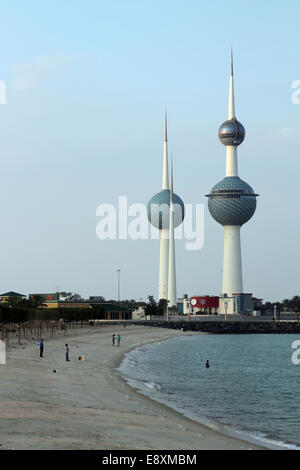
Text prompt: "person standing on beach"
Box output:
[[112, 334, 115, 346], [40, 339, 44, 358], [206, 360, 210, 368], [65, 344, 70, 361], [116, 334, 120, 347]]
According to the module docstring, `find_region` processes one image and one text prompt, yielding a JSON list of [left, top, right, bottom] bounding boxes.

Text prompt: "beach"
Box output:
[[0, 324, 266, 450]]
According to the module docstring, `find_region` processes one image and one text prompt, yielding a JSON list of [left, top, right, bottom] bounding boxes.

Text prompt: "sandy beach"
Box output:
[[0, 324, 266, 450]]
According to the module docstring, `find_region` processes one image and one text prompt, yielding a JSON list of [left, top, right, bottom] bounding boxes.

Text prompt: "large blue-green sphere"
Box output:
[[147, 189, 185, 229], [207, 176, 257, 226], [218, 118, 245, 146]]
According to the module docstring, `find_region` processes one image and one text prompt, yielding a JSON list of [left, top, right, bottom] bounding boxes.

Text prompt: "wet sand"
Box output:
[[0, 324, 267, 450]]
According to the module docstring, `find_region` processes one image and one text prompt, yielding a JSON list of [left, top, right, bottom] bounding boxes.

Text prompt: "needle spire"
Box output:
[[228, 47, 235, 119]]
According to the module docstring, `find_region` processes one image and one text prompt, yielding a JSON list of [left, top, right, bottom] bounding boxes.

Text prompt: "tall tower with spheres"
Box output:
[[206, 51, 259, 307], [147, 112, 184, 307]]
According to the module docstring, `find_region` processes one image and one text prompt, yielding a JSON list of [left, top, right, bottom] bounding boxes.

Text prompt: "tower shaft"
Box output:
[[168, 157, 177, 308], [223, 51, 242, 295], [159, 110, 169, 301], [168, 210, 177, 307], [222, 225, 243, 296], [226, 146, 238, 176], [159, 229, 169, 300]]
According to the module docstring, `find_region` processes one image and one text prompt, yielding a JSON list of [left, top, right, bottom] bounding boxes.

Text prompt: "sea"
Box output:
[[117, 333, 300, 449]]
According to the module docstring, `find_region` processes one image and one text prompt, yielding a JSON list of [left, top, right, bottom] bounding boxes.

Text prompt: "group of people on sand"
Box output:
[[39, 339, 70, 361], [39, 333, 122, 361], [112, 334, 121, 347]]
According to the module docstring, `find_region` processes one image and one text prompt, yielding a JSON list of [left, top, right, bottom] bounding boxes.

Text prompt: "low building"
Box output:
[[132, 305, 147, 320], [183, 298, 192, 315], [0, 291, 26, 302], [29, 293, 59, 308], [233, 293, 253, 315], [219, 293, 260, 315], [90, 303, 132, 320], [182, 296, 219, 315], [190, 296, 219, 314], [57, 301, 91, 309], [218, 296, 237, 315], [180, 293, 262, 316], [29, 293, 91, 309], [177, 294, 188, 315], [89, 296, 105, 302]]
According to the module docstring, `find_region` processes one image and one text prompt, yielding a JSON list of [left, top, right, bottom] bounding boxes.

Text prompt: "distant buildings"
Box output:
[[29, 292, 60, 306], [91, 303, 131, 320], [132, 305, 148, 320], [25, 293, 132, 319], [178, 295, 219, 315], [0, 291, 26, 302], [177, 294, 263, 316]]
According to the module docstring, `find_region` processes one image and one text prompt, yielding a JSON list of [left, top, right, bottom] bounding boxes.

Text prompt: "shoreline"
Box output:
[[113, 331, 289, 451], [0, 325, 275, 450]]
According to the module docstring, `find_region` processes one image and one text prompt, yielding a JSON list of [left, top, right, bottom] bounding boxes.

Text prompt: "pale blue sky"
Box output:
[[0, 0, 299, 302]]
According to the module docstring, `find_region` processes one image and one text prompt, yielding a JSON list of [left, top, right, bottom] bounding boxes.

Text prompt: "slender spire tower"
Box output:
[[206, 51, 259, 299], [158, 110, 170, 300], [147, 112, 185, 303], [162, 109, 169, 189], [226, 48, 238, 177], [168, 156, 177, 308]]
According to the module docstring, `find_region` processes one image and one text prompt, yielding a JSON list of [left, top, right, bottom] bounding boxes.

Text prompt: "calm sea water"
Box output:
[[118, 333, 300, 449]]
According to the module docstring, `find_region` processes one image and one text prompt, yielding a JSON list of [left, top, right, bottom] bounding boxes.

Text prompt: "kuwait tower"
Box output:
[[206, 51, 259, 297], [147, 112, 184, 305]]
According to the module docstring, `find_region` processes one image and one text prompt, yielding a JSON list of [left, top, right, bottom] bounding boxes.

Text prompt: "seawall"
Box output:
[[96, 320, 300, 334]]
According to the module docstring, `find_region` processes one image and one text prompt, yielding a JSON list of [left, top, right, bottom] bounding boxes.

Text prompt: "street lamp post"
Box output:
[[117, 269, 120, 302]]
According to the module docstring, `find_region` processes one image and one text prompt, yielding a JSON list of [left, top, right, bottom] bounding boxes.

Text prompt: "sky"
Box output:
[[0, 0, 299, 302]]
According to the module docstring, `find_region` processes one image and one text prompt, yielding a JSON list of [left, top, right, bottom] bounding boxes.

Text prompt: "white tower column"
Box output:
[[159, 229, 169, 300], [222, 50, 243, 297], [168, 158, 177, 308], [158, 110, 169, 301], [226, 146, 238, 176], [222, 225, 243, 296]]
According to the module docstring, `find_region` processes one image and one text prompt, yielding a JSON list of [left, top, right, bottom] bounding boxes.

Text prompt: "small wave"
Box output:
[[129, 360, 137, 367], [144, 381, 162, 391], [223, 425, 300, 450]]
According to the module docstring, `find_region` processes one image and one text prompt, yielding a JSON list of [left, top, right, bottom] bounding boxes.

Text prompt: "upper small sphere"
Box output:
[[218, 118, 245, 146], [147, 189, 185, 229]]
